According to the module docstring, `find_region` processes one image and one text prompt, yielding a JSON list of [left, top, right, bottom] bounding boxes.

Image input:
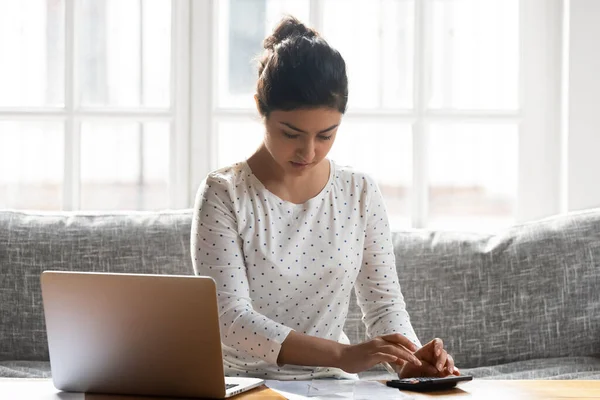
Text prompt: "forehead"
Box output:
[[269, 108, 342, 131]]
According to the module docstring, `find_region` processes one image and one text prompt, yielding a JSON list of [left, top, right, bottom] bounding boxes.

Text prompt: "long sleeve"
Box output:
[[190, 174, 293, 365], [191, 161, 414, 379], [353, 176, 421, 348]]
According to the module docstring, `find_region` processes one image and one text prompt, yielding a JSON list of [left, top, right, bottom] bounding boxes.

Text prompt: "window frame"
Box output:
[[190, 0, 564, 229], [0, 0, 564, 226], [0, 0, 191, 210]]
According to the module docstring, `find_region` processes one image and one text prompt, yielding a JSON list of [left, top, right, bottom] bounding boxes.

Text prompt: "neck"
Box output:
[[250, 145, 327, 187]]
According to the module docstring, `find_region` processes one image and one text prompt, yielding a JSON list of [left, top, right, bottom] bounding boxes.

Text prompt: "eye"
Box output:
[[283, 132, 299, 139], [318, 135, 333, 141]]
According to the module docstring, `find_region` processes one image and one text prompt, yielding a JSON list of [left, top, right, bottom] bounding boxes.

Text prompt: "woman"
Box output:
[[191, 16, 459, 380]]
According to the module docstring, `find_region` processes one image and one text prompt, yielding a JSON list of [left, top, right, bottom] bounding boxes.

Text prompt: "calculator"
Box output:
[[386, 375, 473, 392]]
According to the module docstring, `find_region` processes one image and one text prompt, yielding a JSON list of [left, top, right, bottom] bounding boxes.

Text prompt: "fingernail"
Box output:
[[437, 363, 443, 371], [436, 348, 441, 356], [414, 358, 422, 366], [448, 366, 454, 373]]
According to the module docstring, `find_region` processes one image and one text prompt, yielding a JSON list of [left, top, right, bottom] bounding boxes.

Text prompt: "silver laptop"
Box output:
[[41, 271, 264, 399]]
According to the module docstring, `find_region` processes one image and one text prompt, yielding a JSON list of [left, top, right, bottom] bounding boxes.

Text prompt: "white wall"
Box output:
[[567, 0, 600, 211]]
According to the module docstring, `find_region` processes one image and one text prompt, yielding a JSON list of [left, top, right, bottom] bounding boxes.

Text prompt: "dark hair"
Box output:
[[256, 16, 348, 117]]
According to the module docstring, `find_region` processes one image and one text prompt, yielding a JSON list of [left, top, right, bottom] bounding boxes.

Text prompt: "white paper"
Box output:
[[308, 379, 356, 397], [265, 379, 412, 400], [265, 380, 312, 399], [353, 381, 413, 399]]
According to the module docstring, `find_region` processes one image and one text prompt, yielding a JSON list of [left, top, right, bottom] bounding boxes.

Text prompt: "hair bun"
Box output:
[[263, 16, 317, 50]]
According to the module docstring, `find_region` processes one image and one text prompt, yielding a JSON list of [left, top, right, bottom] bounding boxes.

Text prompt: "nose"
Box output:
[[297, 138, 316, 162]]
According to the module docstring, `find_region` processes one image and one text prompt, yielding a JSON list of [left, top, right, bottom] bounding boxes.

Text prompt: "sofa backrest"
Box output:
[[345, 208, 600, 367], [1, 209, 599, 367], [0, 210, 193, 361]]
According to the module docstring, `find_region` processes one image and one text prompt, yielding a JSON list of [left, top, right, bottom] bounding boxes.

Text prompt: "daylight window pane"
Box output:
[[78, 0, 171, 107], [216, 120, 264, 168], [428, 123, 518, 231], [80, 121, 170, 210], [0, 0, 65, 107], [429, 0, 519, 110], [0, 121, 64, 210], [329, 122, 413, 228], [217, 0, 311, 109], [322, 0, 414, 109]]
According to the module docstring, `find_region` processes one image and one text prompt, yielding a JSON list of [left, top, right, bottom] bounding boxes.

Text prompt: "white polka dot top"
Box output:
[[191, 159, 421, 380]]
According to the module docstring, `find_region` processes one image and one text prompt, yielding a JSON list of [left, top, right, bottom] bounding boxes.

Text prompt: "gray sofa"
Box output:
[[1, 208, 599, 380]]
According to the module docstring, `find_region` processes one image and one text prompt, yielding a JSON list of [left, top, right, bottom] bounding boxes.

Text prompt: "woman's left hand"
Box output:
[[395, 338, 460, 378]]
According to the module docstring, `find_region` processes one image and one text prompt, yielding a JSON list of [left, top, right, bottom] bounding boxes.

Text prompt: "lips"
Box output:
[[290, 161, 313, 170]]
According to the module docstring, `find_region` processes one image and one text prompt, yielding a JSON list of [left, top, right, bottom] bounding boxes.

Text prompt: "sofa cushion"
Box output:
[[345, 209, 600, 369], [460, 356, 600, 380], [0, 361, 52, 378], [0, 210, 194, 362]]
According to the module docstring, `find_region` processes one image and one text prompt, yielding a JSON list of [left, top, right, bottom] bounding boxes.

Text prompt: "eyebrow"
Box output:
[[280, 122, 339, 135]]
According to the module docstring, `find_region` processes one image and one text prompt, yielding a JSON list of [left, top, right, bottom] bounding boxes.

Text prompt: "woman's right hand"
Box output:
[[336, 333, 422, 374]]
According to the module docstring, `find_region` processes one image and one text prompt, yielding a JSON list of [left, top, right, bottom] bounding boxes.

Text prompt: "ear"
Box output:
[[254, 94, 261, 114]]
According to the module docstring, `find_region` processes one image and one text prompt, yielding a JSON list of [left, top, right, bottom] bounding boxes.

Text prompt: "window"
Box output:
[[0, 0, 189, 210], [206, 0, 540, 231], [1, 0, 561, 232]]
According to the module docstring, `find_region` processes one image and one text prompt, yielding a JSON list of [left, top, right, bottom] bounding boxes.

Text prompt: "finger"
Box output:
[[452, 366, 461, 376], [415, 338, 439, 357], [413, 360, 441, 377], [433, 338, 444, 357], [445, 353, 455, 374], [373, 352, 399, 365], [386, 341, 419, 358], [381, 334, 419, 352], [382, 345, 422, 367], [413, 339, 440, 365], [440, 367, 459, 377], [376, 337, 415, 355], [423, 363, 442, 377], [380, 345, 422, 367], [435, 349, 448, 372]]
